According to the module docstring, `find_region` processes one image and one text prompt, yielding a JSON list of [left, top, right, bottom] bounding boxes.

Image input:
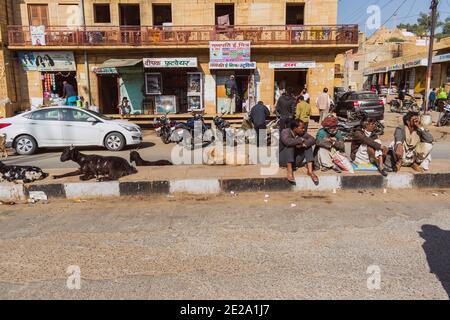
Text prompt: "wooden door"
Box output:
[[28, 4, 49, 26]]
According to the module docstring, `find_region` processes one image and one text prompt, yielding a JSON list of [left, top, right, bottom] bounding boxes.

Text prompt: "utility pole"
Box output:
[[80, 0, 92, 106], [425, 0, 439, 114]]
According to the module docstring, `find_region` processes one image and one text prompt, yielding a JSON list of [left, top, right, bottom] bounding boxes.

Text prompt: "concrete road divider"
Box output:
[[0, 172, 449, 202]]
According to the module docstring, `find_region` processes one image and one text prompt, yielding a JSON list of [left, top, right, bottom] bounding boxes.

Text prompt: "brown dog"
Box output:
[[0, 134, 7, 159]]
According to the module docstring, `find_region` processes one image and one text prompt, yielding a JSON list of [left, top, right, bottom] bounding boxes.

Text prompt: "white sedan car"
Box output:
[[0, 107, 142, 155]]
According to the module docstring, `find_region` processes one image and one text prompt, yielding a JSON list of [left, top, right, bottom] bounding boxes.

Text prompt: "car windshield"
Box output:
[[357, 93, 378, 100], [83, 109, 113, 121]]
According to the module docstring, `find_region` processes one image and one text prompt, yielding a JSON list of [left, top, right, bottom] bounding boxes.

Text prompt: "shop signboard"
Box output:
[[93, 67, 118, 75], [387, 64, 403, 71], [373, 66, 388, 73], [209, 41, 251, 62], [269, 61, 316, 69], [209, 61, 256, 70], [30, 25, 46, 46], [143, 58, 198, 68], [404, 58, 427, 69], [432, 53, 450, 64], [18, 51, 76, 72]]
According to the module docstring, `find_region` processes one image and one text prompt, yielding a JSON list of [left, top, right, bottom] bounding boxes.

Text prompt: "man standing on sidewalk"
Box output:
[[276, 87, 296, 130], [316, 88, 333, 124], [250, 101, 270, 147], [224, 75, 238, 114]]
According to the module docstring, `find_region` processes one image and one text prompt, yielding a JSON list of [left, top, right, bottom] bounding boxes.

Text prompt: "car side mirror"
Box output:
[[86, 117, 98, 123]]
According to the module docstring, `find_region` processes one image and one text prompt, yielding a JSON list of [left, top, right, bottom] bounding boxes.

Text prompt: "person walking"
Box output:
[[275, 87, 296, 130], [316, 88, 333, 124]]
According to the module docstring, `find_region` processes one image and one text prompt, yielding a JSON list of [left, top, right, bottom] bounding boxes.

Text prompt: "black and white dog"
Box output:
[[0, 161, 49, 183]]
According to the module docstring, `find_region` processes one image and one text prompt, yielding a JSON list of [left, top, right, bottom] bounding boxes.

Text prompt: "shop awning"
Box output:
[[99, 59, 142, 68]]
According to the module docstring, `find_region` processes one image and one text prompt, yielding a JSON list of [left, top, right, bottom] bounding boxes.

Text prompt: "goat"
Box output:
[[129, 151, 172, 166], [53, 146, 137, 181], [0, 161, 48, 183]]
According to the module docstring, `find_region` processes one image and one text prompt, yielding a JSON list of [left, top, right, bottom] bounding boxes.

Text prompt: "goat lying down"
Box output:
[[53, 147, 137, 181], [0, 161, 48, 183], [129, 151, 172, 166]]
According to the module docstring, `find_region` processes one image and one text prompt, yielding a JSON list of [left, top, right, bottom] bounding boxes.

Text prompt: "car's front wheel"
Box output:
[[104, 132, 125, 151], [15, 135, 37, 155]]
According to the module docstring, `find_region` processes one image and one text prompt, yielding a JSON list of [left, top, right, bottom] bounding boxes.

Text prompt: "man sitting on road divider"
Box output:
[[351, 117, 389, 177], [279, 119, 319, 186], [391, 112, 434, 172], [314, 116, 346, 173]]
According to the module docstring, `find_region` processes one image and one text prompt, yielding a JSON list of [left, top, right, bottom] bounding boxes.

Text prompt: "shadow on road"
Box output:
[[6, 142, 156, 158], [419, 224, 450, 299]]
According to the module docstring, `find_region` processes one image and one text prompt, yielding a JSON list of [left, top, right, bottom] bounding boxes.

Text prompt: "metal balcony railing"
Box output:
[[8, 24, 359, 47]]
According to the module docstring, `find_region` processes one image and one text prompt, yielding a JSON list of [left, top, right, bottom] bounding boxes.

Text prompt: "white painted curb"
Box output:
[[64, 182, 120, 199], [169, 179, 221, 194], [386, 173, 414, 189], [0, 184, 26, 201], [294, 175, 342, 191]]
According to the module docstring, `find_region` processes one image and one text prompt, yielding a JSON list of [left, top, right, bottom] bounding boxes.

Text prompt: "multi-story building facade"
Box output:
[[1, 0, 358, 118]]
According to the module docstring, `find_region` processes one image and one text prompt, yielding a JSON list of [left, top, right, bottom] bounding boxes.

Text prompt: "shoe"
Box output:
[[332, 165, 342, 173], [411, 163, 424, 173], [378, 167, 388, 177]]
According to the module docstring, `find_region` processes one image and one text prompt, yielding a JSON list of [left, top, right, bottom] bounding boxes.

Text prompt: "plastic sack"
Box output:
[[331, 149, 354, 173]]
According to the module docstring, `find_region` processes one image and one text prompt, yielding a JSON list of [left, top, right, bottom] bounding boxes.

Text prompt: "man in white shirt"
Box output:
[[316, 88, 333, 124]]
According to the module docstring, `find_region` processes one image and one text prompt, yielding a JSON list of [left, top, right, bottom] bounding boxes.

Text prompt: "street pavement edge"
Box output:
[[1, 173, 450, 201]]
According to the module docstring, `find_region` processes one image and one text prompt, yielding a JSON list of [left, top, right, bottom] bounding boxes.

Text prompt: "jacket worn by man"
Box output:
[[316, 128, 345, 152], [276, 95, 296, 119], [351, 128, 382, 161], [394, 125, 434, 146], [250, 102, 270, 127], [63, 83, 77, 98], [316, 93, 332, 110], [295, 101, 312, 124], [280, 128, 316, 151], [225, 79, 237, 97]]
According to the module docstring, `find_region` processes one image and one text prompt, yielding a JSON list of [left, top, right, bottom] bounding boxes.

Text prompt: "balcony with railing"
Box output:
[[8, 24, 358, 48]]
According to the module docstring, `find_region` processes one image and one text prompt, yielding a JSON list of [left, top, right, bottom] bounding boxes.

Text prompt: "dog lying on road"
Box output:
[[204, 146, 249, 166], [0, 160, 48, 183], [129, 151, 172, 166], [53, 146, 137, 181], [0, 134, 8, 159]]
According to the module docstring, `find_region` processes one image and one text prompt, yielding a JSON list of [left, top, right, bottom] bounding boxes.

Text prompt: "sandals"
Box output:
[[308, 172, 320, 186]]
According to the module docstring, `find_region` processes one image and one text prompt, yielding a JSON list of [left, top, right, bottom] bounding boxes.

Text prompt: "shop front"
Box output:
[[269, 61, 316, 103], [209, 61, 257, 114], [209, 41, 257, 113], [94, 59, 144, 115], [143, 58, 203, 114], [18, 51, 77, 107]]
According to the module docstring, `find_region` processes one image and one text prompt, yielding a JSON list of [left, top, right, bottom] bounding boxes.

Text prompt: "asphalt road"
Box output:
[[3, 134, 449, 170], [1, 190, 450, 299]]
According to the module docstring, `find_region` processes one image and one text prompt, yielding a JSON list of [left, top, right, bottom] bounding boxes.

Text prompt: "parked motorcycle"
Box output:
[[213, 114, 234, 144], [437, 104, 450, 127], [154, 114, 176, 144], [338, 111, 384, 141], [171, 114, 215, 149], [389, 95, 420, 113]]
